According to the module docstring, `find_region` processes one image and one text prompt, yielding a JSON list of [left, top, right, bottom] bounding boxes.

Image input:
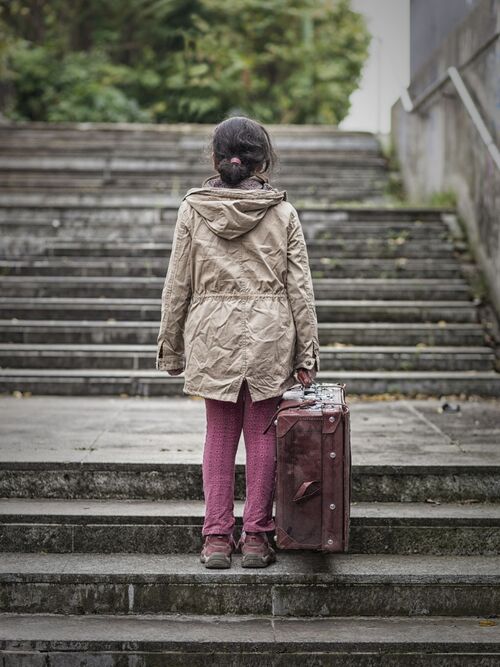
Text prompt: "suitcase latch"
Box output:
[[323, 410, 342, 434]]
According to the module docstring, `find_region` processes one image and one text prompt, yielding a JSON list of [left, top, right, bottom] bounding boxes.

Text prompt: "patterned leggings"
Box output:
[[202, 379, 282, 536]]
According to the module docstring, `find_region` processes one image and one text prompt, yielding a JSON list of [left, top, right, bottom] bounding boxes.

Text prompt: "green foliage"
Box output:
[[4, 43, 151, 122], [427, 189, 458, 208], [1, 0, 370, 124]]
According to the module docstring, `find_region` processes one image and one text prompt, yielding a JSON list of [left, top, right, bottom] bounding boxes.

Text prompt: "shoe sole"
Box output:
[[200, 553, 231, 569], [241, 553, 276, 568]]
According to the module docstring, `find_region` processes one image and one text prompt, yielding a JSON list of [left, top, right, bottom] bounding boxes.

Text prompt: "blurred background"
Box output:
[[0, 0, 373, 125], [0, 0, 498, 399]]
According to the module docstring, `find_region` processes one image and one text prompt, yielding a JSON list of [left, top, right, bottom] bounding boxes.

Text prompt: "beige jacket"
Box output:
[[156, 183, 320, 402]]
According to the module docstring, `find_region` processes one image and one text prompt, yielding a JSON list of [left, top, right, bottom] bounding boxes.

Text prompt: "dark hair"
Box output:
[[211, 115, 278, 186]]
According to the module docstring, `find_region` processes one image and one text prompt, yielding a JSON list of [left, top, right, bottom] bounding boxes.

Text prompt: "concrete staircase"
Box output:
[[0, 394, 499, 662], [0, 122, 499, 397], [0, 122, 388, 203], [0, 123, 499, 663]]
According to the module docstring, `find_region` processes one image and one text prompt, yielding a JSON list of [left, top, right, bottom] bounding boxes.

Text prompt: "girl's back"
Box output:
[[156, 115, 320, 403]]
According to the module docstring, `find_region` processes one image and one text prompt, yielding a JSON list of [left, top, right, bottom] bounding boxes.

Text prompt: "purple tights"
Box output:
[[202, 379, 282, 536]]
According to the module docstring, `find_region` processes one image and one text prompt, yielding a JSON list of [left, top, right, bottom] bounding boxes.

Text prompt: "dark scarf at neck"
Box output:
[[202, 174, 274, 191]]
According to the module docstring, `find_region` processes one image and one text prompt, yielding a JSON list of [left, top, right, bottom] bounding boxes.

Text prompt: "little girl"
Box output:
[[156, 115, 320, 569]]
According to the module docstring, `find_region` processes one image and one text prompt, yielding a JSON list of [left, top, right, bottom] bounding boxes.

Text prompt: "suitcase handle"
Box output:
[[290, 381, 347, 402], [293, 480, 321, 502], [262, 398, 318, 435]]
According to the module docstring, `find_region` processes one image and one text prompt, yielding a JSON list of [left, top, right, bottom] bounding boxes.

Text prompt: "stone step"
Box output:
[[1, 552, 498, 617], [0, 613, 498, 665], [0, 121, 383, 145], [0, 258, 464, 279], [0, 207, 449, 228], [0, 187, 384, 206], [0, 121, 373, 135], [1, 499, 498, 557], [0, 298, 479, 324], [0, 128, 384, 145], [0, 153, 386, 168], [0, 182, 386, 203], [0, 276, 473, 300], [0, 320, 487, 346], [2, 461, 498, 504], [1, 344, 494, 372], [0, 169, 385, 183], [0, 220, 451, 246], [0, 154, 386, 171], [2, 369, 499, 397], [0, 146, 384, 160], [0, 209, 452, 240], [1, 392, 498, 502], [1, 238, 457, 260], [0, 141, 384, 155], [0, 200, 451, 221]]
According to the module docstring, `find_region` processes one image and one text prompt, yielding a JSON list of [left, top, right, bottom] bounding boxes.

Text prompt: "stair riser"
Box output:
[[0, 187, 386, 203], [0, 142, 384, 155], [2, 580, 497, 617], [1, 351, 492, 372], [0, 156, 385, 165], [0, 208, 447, 223], [0, 280, 473, 301], [0, 144, 384, 157], [0, 243, 456, 260], [0, 327, 486, 346], [0, 130, 382, 142], [0, 173, 386, 185], [0, 262, 463, 279], [0, 128, 380, 142], [0, 648, 497, 666], [0, 224, 448, 244], [1, 522, 498, 557], [1, 468, 497, 502], [2, 375, 499, 396], [0, 157, 386, 170], [0, 305, 478, 324]]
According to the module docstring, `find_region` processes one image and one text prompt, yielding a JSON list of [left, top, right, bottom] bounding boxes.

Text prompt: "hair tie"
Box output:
[[230, 157, 242, 164]]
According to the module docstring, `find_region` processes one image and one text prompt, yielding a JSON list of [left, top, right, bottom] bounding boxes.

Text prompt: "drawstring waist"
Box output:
[[191, 291, 288, 302]]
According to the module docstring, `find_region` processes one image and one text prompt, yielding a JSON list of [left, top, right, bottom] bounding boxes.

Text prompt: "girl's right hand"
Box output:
[[296, 367, 315, 388]]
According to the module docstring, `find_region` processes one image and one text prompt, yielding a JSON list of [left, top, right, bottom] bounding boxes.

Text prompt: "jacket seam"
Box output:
[[288, 209, 319, 361], [239, 236, 248, 372], [191, 292, 287, 299], [157, 203, 191, 366], [161, 204, 191, 309]]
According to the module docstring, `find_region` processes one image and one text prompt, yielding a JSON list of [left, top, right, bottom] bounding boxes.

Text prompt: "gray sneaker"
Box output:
[[200, 534, 236, 569], [239, 531, 277, 568]]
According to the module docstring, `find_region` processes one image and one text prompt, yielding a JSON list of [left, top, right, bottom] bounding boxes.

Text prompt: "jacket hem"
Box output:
[[183, 375, 297, 403]]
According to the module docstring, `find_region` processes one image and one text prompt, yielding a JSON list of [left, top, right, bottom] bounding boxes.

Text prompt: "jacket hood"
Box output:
[[183, 186, 288, 240]]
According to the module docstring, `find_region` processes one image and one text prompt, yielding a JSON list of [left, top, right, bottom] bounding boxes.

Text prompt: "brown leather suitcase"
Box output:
[[264, 382, 351, 553]]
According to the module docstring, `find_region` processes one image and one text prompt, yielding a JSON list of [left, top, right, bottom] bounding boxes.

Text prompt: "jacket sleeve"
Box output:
[[285, 207, 321, 372], [156, 202, 192, 372]]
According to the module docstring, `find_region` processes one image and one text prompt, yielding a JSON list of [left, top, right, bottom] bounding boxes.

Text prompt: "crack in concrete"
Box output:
[[80, 400, 129, 464], [401, 401, 466, 455]]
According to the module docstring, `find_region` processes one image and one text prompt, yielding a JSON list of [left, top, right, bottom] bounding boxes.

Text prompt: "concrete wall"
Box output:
[[410, 0, 481, 78], [392, 0, 500, 314]]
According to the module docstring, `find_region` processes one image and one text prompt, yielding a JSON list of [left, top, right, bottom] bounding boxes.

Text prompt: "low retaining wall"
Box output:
[[391, 0, 499, 314]]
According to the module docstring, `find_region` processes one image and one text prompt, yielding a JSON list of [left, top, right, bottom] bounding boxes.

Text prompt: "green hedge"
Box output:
[[0, 0, 370, 124]]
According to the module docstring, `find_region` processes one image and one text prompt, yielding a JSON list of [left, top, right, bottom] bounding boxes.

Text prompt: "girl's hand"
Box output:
[[167, 368, 184, 376], [296, 367, 315, 388]]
